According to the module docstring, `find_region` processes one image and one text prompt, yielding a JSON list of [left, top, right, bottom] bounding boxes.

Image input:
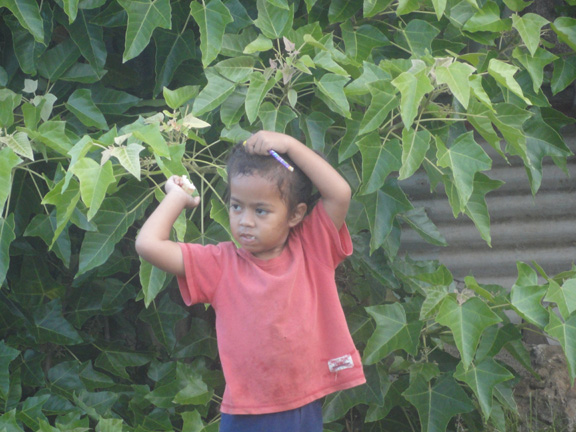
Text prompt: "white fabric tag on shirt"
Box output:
[[328, 354, 354, 373]]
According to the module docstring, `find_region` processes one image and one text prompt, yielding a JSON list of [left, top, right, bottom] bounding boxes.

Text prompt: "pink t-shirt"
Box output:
[[177, 202, 366, 415]]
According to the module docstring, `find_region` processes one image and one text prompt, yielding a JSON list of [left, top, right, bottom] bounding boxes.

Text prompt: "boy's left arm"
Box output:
[[244, 131, 351, 230]]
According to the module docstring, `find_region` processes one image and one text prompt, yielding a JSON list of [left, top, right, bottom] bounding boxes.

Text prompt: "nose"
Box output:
[[239, 210, 255, 227]]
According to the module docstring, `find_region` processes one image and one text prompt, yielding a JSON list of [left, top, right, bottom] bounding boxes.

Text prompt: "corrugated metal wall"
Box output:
[[399, 125, 576, 289]]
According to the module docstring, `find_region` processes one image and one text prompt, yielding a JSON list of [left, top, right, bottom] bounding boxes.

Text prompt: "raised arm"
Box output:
[[135, 176, 200, 277], [244, 131, 351, 230]]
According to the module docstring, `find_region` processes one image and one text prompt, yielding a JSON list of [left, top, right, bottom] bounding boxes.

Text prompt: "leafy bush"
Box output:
[[1, 0, 576, 431]]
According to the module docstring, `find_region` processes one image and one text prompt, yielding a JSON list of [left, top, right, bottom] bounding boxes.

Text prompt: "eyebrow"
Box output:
[[229, 197, 273, 208]]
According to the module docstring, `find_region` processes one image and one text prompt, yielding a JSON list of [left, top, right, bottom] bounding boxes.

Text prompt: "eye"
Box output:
[[230, 203, 241, 212], [255, 208, 268, 216]]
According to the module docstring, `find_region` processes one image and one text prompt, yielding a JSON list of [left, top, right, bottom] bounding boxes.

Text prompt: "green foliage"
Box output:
[[1, 0, 576, 430]]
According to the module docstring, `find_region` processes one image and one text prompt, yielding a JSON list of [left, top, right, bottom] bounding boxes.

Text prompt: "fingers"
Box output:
[[243, 131, 272, 155]]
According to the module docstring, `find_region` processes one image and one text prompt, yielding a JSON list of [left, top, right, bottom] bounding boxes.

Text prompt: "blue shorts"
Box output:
[[219, 400, 323, 432]]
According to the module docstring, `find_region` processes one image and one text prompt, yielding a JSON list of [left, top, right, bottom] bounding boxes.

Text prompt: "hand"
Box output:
[[243, 130, 299, 156], [165, 175, 200, 209]]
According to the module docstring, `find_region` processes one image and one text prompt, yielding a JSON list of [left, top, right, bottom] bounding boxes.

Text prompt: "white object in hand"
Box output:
[[181, 175, 198, 196]]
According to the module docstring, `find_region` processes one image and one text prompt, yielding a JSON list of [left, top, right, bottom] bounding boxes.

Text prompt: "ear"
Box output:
[[288, 203, 307, 227]]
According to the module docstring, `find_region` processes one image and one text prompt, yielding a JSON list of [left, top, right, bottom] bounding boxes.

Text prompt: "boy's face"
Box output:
[[229, 174, 303, 260]]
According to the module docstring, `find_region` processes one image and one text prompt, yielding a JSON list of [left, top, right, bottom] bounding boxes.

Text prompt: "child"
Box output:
[[135, 130, 366, 432]]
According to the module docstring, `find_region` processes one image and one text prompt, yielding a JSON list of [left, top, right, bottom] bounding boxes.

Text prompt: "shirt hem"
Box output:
[[219, 375, 367, 415]]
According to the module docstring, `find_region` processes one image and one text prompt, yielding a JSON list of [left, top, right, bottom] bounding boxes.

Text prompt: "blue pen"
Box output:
[[268, 149, 294, 172]]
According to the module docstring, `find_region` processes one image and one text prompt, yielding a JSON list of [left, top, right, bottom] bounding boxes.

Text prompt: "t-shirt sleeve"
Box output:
[[300, 201, 353, 268], [177, 242, 226, 306]]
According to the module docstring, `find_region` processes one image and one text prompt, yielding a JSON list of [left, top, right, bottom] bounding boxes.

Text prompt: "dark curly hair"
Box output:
[[226, 143, 317, 213]]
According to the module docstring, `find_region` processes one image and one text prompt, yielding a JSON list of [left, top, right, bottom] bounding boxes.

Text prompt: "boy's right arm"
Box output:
[[135, 176, 200, 277]]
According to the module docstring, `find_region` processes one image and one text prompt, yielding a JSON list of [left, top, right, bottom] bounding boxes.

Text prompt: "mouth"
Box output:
[[239, 233, 257, 244]]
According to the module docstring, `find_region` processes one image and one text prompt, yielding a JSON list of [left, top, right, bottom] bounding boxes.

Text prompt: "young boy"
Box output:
[[135, 130, 366, 431]]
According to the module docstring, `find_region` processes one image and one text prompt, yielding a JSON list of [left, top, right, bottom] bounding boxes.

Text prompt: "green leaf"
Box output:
[[324, 366, 389, 422], [315, 73, 351, 118], [92, 87, 143, 115], [435, 61, 476, 108], [244, 72, 277, 124], [173, 373, 213, 406], [358, 81, 398, 135], [403, 375, 474, 432], [510, 282, 548, 328], [399, 128, 431, 180], [341, 22, 389, 63], [0, 340, 19, 400], [545, 310, 576, 381], [0, 0, 44, 43], [4, 13, 47, 76], [419, 285, 450, 320], [512, 13, 549, 57], [364, 303, 424, 364], [397, 0, 419, 15], [436, 132, 492, 210], [214, 56, 255, 83], [42, 178, 81, 247], [65, 89, 109, 130], [512, 47, 557, 93], [463, 1, 511, 33], [193, 69, 236, 116], [430, 0, 447, 19], [254, 0, 293, 39], [33, 300, 83, 345], [544, 279, 576, 321], [139, 295, 188, 352], [24, 212, 72, 268], [0, 132, 34, 161], [17, 394, 50, 430], [454, 359, 514, 420], [118, 0, 171, 62], [401, 19, 440, 57], [392, 66, 434, 129], [139, 258, 169, 307], [0, 147, 23, 214], [153, 28, 196, 97], [436, 296, 502, 369], [77, 198, 138, 277], [73, 390, 118, 418], [258, 103, 297, 132], [68, 134, 97, 188], [523, 110, 572, 195], [358, 135, 402, 195], [60, 0, 79, 22], [190, 0, 233, 68], [62, 8, 107, 77], [469, 75, 493, 109], [400, 207, 447, 247], [131, 123, 170, 158], [0, 88, 22, 128], [174, 318, 218, 360], [488, 103, 531, 162], [357, 179, 413, 253], [300, 112, 334, 153], [95, 344, 151, 379], [70, 159, 115, 221], [551, 56, 576, 95], [110, 144, 144, 180], [243, 34, 274, 54], [37, 39, 81, 81], [488, 59, 531, 104], [12, 255, 65, 306], [0, 410, 22, 432], [163, 85, 200, 110], [552, 17, 576, 51], [461, 173, 504, 246], [502, 0, 531, 11]]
